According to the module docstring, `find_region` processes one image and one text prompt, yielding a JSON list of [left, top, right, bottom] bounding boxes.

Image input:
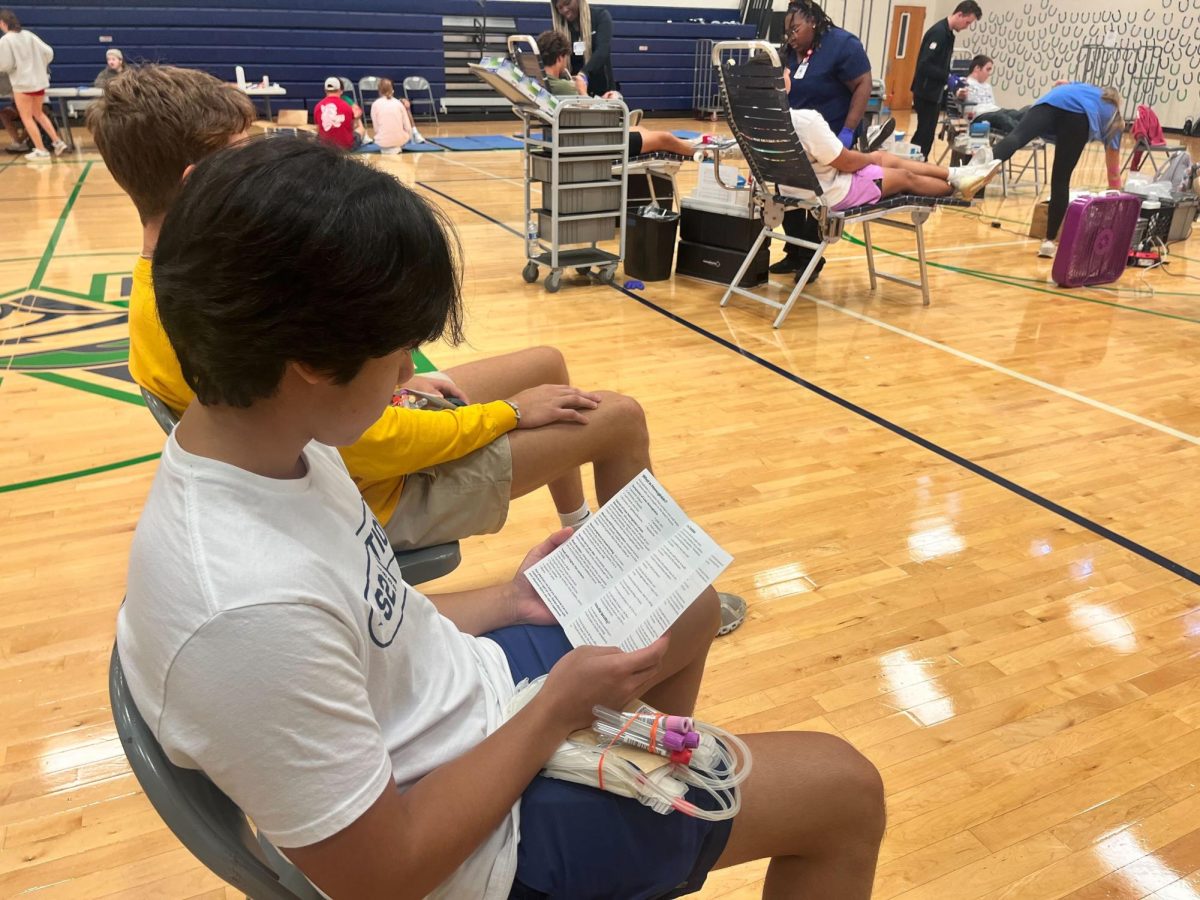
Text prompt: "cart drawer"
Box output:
[[537, 212, 615, 244], [530, 155, 612, 184], [558, 130, 623, 149], [554, 184, 622, 214], [558, 108, 623, 128]]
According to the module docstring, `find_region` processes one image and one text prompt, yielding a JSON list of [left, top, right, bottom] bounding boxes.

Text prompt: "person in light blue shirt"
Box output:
[[990, 81, 1125, 258]]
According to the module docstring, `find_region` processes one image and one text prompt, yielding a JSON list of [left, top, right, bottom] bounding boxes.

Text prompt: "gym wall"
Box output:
[[929, 0, 1200, 128]]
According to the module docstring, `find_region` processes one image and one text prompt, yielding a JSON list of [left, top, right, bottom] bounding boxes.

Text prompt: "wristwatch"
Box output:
[[504, 400, 522, 423]]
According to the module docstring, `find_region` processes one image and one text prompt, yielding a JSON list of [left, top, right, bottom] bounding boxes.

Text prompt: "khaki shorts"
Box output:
[[384, 436, 512, 550]]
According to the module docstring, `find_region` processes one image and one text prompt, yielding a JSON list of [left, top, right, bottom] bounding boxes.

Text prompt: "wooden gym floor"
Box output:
[[2, 112, 1200, 899]]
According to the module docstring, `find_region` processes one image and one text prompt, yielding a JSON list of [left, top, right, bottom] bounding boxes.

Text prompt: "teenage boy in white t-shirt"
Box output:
[[120, 134, 885, 899], [783, 105, 1003, 208], [957, 54, 1026, 134]]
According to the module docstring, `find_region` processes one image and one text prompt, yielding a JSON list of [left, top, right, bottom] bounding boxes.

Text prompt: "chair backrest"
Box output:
[[140, 386, 180, 435], [337, 76, 358, 107], [403, 75, 431, 93], [359, 75, 380, 93], [109, 645, 323, 900], [711, 40, 824, 200], [507, 34, 547, 83]]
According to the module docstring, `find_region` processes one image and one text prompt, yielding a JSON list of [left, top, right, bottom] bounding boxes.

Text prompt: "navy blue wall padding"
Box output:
[[9, 2, 754, 114]]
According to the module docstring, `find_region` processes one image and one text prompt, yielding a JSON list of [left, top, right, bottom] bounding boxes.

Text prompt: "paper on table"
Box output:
[[524, 470, 732, 651]]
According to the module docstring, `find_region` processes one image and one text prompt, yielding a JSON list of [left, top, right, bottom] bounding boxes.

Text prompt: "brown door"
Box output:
[[885, 5, 925, 110]]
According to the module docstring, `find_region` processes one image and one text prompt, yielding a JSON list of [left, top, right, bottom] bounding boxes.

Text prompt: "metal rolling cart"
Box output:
[[517, 97, 629, 292]]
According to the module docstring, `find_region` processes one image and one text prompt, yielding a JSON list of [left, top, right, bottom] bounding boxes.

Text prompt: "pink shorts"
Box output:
[[20, 90, 46, 98], [833, 164, 884, 211]]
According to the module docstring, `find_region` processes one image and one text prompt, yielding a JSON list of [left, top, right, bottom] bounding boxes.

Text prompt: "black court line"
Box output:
[[417, 180, 1200, 589]]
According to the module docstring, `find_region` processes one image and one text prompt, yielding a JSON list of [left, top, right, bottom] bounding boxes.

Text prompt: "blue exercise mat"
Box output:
[[403, 141, 444, 152], [430, 135, 523, 151], [672, 130, 703, 139]]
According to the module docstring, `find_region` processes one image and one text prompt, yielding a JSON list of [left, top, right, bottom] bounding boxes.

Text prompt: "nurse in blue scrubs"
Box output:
[[772, 0, 874, 279]]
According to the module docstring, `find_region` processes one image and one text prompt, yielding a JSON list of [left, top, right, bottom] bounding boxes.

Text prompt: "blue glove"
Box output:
[[837, 127, 855, 148]]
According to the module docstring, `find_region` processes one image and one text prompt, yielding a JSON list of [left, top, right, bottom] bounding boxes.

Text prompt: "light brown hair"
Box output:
[[87, 64, 255, 222], [378, 77, 394, 98], [1100, 86, 1125, 143]]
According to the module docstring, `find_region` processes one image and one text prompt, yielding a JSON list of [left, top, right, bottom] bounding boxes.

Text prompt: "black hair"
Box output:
[[152, 134, 464, 408], [954, 1, 983, 19], [785, 0, 835, 48], [969, 54, 992, 72]]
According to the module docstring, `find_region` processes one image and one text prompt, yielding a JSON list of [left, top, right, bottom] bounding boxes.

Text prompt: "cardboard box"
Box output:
[[1029, 200, 1050, 239]]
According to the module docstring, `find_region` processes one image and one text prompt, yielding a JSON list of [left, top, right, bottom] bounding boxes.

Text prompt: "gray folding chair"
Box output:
[[710, 40, 969, 326], [109, 644, 325, 899], [358, 76, 381, 123], [403, 76, 439, 124], [336, 76, 358, 109], [137, 386, 463, 585]]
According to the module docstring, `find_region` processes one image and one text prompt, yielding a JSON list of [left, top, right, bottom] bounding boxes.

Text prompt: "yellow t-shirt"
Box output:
[[128, 256, 518, 522]]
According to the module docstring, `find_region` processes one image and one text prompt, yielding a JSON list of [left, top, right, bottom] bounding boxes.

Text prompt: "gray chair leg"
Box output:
[[772, 242, 830, 328], [914, 217, 931, 307], [862, 221, 878, 291], [719, 227, 771, 308]]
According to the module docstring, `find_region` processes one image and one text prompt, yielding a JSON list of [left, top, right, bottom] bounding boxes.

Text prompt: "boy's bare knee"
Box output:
[[530, 345, 569, 381], [826, 738, 886, 843]]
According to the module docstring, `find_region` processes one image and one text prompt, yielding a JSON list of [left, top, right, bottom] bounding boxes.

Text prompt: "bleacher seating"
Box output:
[[30, 0, 755, 117]]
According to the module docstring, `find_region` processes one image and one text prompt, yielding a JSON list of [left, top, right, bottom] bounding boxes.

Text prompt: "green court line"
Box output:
[[24, 371, 145, 405], [843, 234, 1200, 325], [36, 270, 134, 302], [28, 161, 93, 290], [0, 451, 160, 494], [0, 251, 138, 265], [0, 286, 28, 300]]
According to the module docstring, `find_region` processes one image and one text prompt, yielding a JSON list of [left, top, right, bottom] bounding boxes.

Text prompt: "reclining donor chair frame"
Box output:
[[709, 40, 968, 328]]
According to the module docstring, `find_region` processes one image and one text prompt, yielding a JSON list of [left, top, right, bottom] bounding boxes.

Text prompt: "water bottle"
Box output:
[[526, 217, 538, 242]]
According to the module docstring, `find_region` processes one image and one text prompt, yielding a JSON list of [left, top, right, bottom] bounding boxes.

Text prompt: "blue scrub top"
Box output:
[[1035, 82, 1122, 149], [785, 26, 871, 133]]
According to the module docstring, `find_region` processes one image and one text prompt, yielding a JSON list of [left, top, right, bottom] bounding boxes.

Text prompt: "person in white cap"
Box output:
[[315, 75, 379, 153], [94, 48, 125, 88]]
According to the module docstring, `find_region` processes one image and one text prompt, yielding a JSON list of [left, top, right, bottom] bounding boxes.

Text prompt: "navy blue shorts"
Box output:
[[482, 624, 734, 900]]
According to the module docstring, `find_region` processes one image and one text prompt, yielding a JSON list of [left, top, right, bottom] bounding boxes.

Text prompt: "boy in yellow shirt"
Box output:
[[89, 65, 747, 631]]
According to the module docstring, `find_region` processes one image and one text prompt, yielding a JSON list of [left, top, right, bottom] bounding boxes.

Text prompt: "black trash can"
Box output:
[[624, 205, 680, 281]]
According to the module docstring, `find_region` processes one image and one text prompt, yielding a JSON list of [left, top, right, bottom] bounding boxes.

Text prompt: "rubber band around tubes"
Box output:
[[506, 676, 752, 821]]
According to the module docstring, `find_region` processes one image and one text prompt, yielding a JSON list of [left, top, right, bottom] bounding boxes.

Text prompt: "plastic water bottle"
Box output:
[[526, 218, 538, 242]]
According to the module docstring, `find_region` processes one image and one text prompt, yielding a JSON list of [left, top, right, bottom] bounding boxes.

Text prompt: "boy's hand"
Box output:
[[508, 384, 600, 428], [509, 528, 573, 627], [539, 637, 670, 731], [401, 374, 471, 405]]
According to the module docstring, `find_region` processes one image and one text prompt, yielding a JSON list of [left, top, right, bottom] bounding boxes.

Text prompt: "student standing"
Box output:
[[910, 0, 982, 161], [0, 9, 67, 160]]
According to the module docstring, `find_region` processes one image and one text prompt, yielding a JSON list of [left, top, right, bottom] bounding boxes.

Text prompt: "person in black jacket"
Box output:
[[910, 0, 981, 160], [551, 0, 614, 97]]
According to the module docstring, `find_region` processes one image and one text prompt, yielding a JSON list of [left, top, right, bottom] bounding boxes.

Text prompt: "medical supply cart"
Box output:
[[517, 97, 629, 292]]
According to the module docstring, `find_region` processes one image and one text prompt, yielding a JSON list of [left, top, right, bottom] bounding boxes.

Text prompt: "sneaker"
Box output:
[[865, 117, 896, 152], [380, 146, 402, 155], [5, 140, 31, 153], [1038, 240, 1056, 258], [717, 592, 747, 637], [24, 148, 50, 161], [953, 159, 1003, 199], [769, 256, 804, 274], [411, 127, 426, 144], [51, 139, 68, 156]]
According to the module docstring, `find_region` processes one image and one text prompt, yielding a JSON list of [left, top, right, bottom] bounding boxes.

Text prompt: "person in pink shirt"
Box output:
[[370, 78, 414, 154]]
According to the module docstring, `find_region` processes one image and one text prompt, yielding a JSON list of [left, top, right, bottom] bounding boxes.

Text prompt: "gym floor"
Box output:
[[2, 111, 1200, 899]]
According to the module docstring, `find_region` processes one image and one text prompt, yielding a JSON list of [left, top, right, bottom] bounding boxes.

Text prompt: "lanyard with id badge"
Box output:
[[793, 48, 814, 80]]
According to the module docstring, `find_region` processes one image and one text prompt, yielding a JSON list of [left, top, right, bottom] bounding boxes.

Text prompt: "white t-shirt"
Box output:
[[0, 29, 54, 93], [964, 76, 999, 115], [780, 108, 853, 208], [118, 435, 519, 898], [370, 95, 414, 149]]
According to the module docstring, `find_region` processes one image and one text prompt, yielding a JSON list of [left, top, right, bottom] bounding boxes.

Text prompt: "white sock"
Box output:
[[558, 501, 591, 528]]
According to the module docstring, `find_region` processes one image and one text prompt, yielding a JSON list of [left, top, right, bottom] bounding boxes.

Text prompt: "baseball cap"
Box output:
[[323, 76, 341, 92]]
